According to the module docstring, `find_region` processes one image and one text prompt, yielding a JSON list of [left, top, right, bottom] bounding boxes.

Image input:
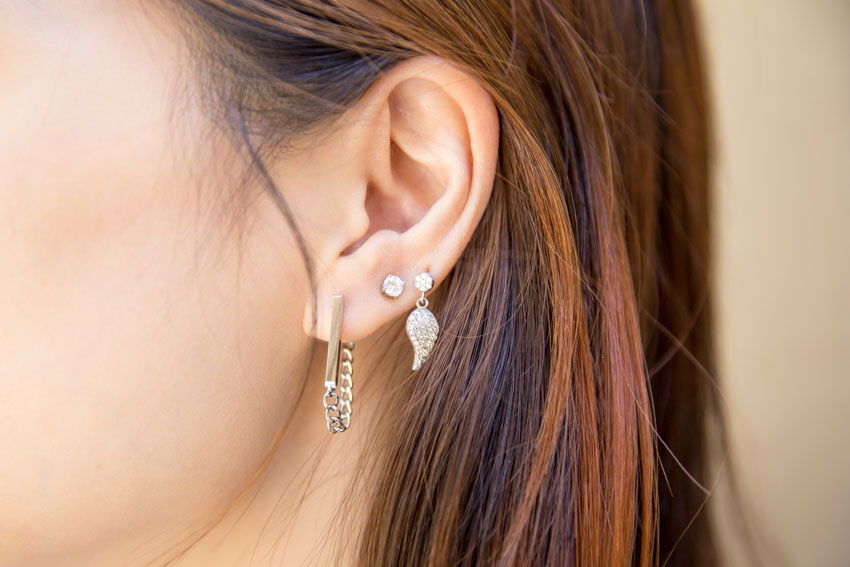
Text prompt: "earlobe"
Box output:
[[304, 56, 499, 343]]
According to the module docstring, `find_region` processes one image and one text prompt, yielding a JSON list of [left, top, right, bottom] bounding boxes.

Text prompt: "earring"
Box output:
[[381, 274, 404, 298], [323, 294, 354, 433], [406, 272, 439, 371]]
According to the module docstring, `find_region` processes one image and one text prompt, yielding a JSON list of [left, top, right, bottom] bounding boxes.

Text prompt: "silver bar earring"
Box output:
[[323, 294, 354, 433], [406, 272, 439, 370]]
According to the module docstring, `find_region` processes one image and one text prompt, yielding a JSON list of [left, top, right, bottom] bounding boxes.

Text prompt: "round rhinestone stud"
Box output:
[[381, 274, 404, 298], [414, 272, 434, 293]]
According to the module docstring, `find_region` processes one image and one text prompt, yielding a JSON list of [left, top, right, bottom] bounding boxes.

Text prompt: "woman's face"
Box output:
[[0, 2, 311, 561]]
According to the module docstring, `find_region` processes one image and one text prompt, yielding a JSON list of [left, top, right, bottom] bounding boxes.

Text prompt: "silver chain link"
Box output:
[[323, 342, 354, 433]]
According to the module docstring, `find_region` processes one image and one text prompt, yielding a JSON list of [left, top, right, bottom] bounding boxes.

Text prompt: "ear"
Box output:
[[292, 56, 499, 341]]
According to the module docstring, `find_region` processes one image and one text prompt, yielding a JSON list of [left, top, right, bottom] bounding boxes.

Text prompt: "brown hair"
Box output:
[[168, 1, 719, 565]]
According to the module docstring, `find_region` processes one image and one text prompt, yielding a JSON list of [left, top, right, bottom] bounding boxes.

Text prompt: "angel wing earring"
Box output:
[[406, 272, 439, 370]]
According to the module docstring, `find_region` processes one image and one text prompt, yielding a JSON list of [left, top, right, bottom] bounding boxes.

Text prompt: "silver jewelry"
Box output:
[[323, 294, 354, 433], [381, 274, 404, 298], [406, 271, 439, 370]]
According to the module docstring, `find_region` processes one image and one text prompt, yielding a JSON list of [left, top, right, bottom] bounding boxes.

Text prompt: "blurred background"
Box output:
[[698, 0, 849, 565]]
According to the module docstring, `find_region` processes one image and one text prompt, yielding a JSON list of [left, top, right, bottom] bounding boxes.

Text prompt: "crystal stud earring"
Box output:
[[381, 274, 404, 298]]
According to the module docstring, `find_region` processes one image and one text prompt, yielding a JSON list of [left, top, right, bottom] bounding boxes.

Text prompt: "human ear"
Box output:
[[294, 55, 499, 341]]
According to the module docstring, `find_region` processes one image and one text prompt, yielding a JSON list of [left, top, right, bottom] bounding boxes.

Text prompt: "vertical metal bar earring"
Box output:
[[406, 272, 439, 370], [323, 294, 354, 433]]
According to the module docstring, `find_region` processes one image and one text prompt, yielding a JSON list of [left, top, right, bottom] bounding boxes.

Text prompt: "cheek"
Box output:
[[0, 4, 310, 557], [0, 168, 309, 554]]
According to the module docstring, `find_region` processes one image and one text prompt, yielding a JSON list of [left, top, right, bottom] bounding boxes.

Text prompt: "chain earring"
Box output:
[[406, 272, 439, 370], [323, 294, 354, 433]]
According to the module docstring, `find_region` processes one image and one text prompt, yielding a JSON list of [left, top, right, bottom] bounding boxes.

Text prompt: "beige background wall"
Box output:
[[698, 1, 850, 565]]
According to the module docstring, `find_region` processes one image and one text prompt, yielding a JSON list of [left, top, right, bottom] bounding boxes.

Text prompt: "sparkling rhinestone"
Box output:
[[381, 274, 404, 298], [414, 272, 434, 293], [406, 305, 439, 370]]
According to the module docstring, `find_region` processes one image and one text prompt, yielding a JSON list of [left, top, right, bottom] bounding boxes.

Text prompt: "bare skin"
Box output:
[[0, 2, 498, 565]]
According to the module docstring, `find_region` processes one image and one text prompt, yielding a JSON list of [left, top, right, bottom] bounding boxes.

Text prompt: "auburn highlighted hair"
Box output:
[[168, 1, 719, 565]]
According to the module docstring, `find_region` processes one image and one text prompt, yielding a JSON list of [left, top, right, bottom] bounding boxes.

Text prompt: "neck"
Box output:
[[153, 329, 398, 567]]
